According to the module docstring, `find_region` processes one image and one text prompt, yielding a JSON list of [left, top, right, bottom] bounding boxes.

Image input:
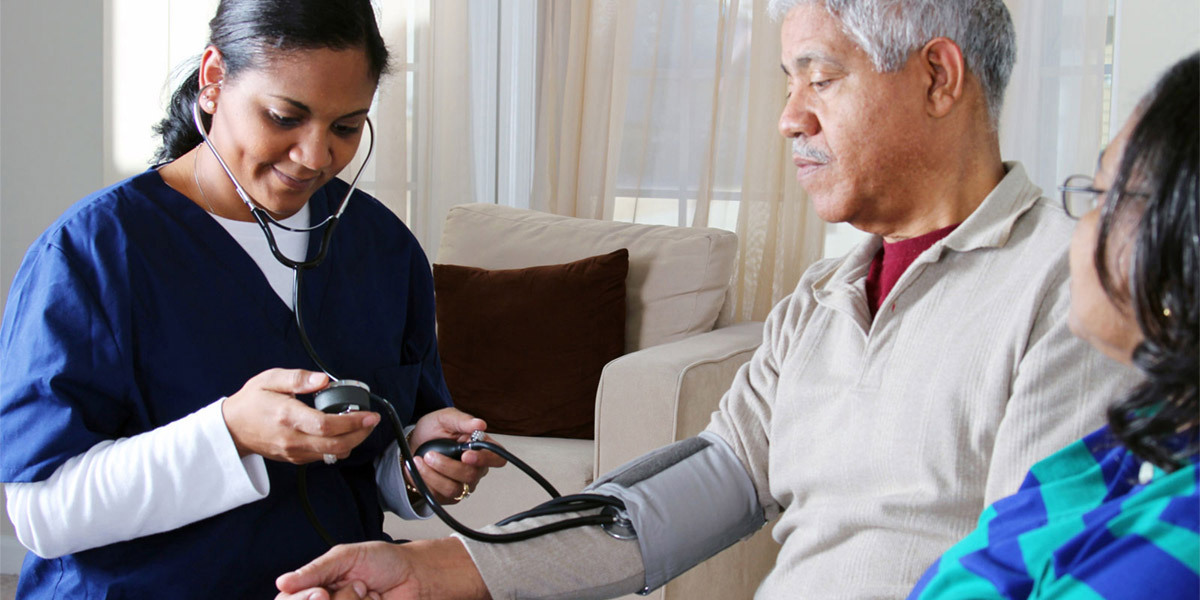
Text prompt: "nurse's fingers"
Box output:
[[274, 582, 369, 600], [275, 589, 332, 600], [224, 372, 379, 462], [289, 406, 381, 462], [417, 451, 490, 491], [254, 368, 330, 395], [226, 372, 317, 458], [255, 369, 379, 440], [291, 405, 381, 439], [407, 455, 477, 505], [333, 583, 369, 600]]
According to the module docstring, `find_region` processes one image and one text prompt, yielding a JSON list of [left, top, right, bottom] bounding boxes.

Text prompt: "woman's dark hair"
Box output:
[[1096, 52, 1199, 471], [153, 0, 390, 162]]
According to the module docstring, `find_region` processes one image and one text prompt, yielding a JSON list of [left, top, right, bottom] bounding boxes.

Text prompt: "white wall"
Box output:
[[1, 0, 106, 573], [1, 1, 105, 313]]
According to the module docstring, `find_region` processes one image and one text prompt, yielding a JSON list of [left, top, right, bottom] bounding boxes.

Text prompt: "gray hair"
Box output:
[[768, 0, 1015, 128]]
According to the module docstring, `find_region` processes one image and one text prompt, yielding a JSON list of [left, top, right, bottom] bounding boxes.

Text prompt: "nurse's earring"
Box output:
[[202, 84, 220, 113]]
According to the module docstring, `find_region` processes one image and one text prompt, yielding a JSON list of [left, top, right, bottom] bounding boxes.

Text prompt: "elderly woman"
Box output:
[[907, 52, 1199, 599]]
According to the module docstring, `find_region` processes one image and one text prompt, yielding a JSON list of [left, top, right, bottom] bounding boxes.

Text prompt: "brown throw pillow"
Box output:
[[433, 249, 629, 439]]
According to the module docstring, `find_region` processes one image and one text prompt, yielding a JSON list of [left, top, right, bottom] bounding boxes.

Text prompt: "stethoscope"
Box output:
[[192, 87, 629, 545], [191, 83, 370, 378]]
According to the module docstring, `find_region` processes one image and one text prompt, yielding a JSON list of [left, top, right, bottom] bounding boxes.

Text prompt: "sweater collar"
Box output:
[[941, 161, 1042, 254], [819, 161, 1041, 290]]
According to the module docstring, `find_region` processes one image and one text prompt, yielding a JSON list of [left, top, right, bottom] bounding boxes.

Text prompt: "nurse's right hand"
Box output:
[[221, 368, 381, 464]]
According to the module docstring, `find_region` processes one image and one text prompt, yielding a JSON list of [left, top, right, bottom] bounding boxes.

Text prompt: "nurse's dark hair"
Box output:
[[1096, 51, 1199, 472], [152, 0, 390, 163]]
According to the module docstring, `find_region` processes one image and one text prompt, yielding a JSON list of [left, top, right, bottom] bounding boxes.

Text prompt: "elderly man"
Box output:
[[277, 1, 1137, 598]]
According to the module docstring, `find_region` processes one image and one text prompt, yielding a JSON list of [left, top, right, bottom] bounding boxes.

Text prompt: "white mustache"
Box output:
[[792, 139, 831, 164]]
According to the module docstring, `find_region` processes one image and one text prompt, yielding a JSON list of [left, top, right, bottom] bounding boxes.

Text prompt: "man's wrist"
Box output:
[[408, 538, 491, 600]]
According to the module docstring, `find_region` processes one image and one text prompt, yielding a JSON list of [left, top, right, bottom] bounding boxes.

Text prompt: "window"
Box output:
[[104, 0, 219, 183], [612, 0, 751, 233]]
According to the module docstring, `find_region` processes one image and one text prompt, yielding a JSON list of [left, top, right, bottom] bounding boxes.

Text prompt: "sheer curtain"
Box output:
[[370, 0, 537, 256], [998, 0, 1112, 198], [366, 0, 475, 255], [529, 0, 636, 220], [531, 0, 824, 322]]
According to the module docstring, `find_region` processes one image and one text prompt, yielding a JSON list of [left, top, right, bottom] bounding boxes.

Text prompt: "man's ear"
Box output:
[[921, 37, 966, 119]]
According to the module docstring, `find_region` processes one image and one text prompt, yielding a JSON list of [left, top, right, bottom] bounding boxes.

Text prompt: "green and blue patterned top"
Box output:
[[908, 425, 1198, 599]]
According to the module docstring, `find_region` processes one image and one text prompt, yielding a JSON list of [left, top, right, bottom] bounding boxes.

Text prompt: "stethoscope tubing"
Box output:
[[190, 82, 375, 270]]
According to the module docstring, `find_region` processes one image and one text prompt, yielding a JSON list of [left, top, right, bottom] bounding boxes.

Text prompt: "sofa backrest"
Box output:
[[436, 203, 738, 353]]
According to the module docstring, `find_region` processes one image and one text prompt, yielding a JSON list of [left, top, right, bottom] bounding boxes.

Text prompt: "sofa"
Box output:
[[385, 203, 779, 599]]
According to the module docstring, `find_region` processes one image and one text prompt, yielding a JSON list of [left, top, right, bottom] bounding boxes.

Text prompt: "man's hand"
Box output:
[[274, 538, 491, 600], [222, 369, 380, 463]]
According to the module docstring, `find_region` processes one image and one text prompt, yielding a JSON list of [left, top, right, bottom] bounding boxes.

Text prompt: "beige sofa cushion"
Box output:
[[436, 204, 738, 353]]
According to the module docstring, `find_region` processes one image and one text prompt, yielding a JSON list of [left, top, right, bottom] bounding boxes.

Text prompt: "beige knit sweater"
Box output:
[[460, 163, 1140, 599]]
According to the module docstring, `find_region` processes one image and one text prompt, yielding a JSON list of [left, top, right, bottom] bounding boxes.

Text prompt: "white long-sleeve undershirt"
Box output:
[[6, 399, 428, 558], [210, 205, 309, 309], [6, 399, 267, 558]]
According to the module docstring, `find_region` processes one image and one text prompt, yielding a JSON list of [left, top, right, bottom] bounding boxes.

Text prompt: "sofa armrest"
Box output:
[[593, 321, 763, 476]]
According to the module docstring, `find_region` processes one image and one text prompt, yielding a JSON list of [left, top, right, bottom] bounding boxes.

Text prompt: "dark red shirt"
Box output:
[[865, 223, 959, 317]]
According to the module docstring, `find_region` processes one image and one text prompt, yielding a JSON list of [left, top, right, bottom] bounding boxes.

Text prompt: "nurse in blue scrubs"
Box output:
[[0, 1, 503, 598]]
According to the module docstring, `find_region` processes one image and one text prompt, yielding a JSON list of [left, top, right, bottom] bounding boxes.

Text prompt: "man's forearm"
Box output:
[[455, 433, 766, 599], [456, 513, 645, 600]]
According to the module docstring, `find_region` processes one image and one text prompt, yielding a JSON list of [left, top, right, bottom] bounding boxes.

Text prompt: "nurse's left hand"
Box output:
[[405, 408, 507, 505]]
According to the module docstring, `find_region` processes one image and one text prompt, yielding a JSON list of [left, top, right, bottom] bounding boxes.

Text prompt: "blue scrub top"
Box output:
[[0, 170, 452, 598]]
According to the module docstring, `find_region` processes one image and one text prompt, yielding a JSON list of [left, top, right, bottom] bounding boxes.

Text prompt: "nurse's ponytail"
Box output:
[[151, 0, 391, 163], [154, 64, 205, 163]]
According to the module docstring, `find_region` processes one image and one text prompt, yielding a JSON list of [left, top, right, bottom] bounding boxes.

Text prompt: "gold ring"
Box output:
[[454, 481, 472, 501]]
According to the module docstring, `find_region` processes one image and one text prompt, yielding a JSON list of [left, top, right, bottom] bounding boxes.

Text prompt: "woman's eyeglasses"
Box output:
[[1058, 174, 1106, 219]]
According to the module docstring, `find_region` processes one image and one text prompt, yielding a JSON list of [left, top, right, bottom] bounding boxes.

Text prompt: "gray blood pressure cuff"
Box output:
[[586, 431, 767, 594]]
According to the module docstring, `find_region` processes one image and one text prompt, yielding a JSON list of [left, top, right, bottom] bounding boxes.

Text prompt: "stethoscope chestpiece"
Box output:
[[314, 379, 371, 414]]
